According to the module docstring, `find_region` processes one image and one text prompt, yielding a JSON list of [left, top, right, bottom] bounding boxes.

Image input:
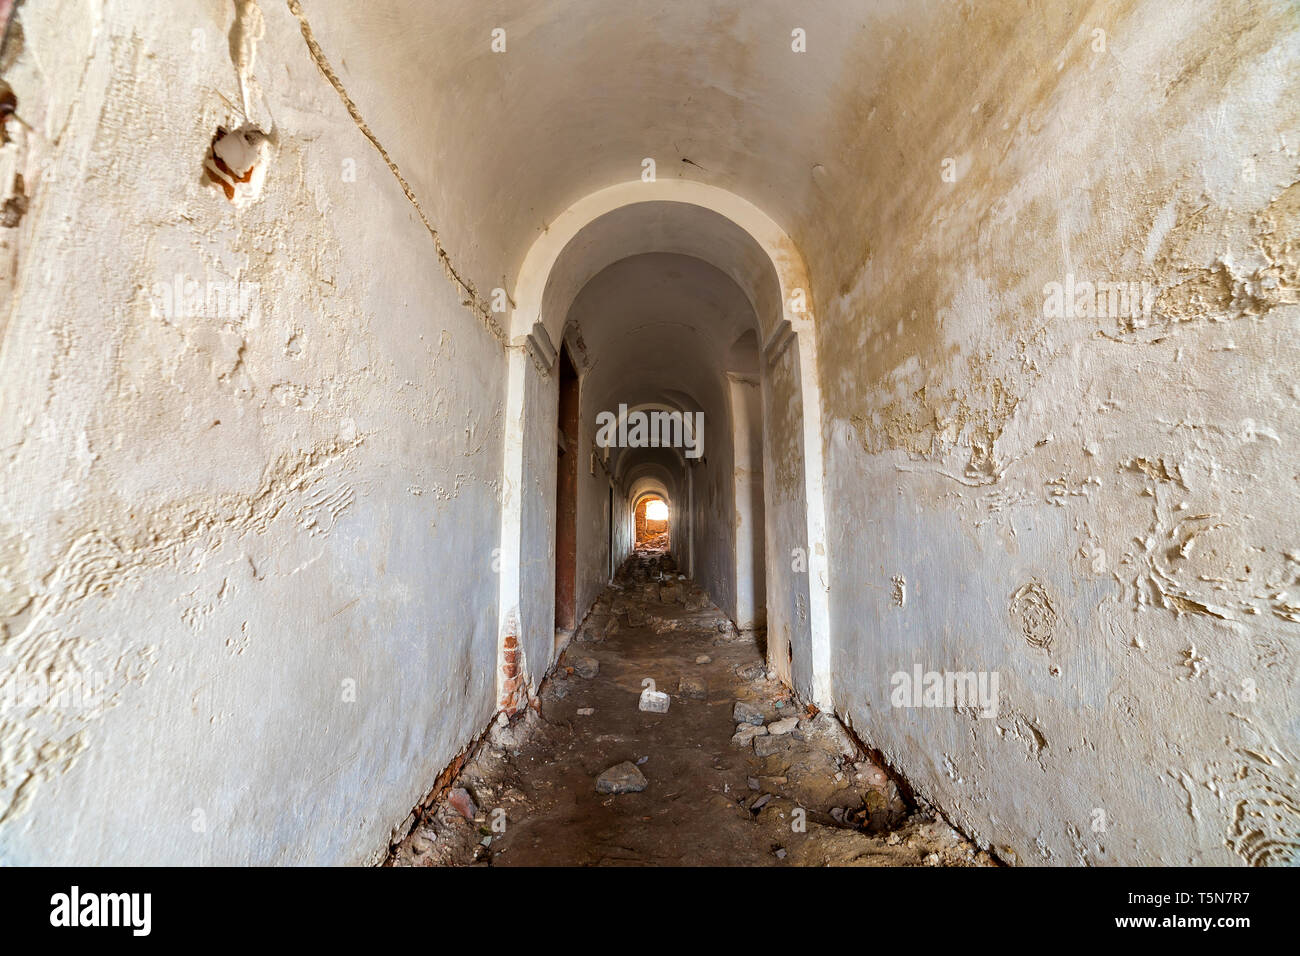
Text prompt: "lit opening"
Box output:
[[645, 499, 669, 522]]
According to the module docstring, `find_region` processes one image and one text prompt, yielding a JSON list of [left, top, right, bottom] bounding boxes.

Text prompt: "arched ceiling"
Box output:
[[539, 202, 782, 344], [631, 486, 671, 512], [570, 253, 752, 413], [295, 0, 919, 309], [626, 464, 678, 510], [566, 252, 754, 486]]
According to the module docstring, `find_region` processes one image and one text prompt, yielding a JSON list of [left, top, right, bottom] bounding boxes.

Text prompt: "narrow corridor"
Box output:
[[390, 553, 991, 867], [2, 0, 1296, 875]]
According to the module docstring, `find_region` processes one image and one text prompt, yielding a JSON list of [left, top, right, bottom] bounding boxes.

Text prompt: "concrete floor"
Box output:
[[389, 552, 994, 867]]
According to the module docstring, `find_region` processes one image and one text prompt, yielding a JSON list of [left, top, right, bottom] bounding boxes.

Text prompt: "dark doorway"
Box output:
[[554, 347, 579, 634], [607, 485, 615, 580]]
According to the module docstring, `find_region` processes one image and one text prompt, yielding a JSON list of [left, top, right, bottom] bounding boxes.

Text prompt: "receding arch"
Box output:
[[496, 180, 832, 709], [511, 181, 791, 345]]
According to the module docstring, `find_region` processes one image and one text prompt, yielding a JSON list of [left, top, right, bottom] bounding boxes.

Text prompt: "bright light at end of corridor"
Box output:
[[645, 500, 668, 522]]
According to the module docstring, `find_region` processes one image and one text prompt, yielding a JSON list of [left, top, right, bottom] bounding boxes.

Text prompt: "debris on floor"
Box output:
[[387, 552, 994, 867], [596, 761, 648, 794], [638, 681, 671, 713]]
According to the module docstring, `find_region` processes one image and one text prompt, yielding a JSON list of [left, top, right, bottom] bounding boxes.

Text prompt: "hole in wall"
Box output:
[[204, 123, 270, 206], [0, 79, 17, 145], [0, 80, 29, 226]]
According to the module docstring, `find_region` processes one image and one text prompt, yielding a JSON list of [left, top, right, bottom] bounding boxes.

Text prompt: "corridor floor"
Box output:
[[388, 553, 994, 867]]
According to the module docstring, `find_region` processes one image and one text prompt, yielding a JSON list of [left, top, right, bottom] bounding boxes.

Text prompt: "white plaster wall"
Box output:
[[0, 0, 506, 864], [816, 0, 1300, 865], [762, 338, 813, 696], [514, 358, 558, 687], [573, 393, 613, 624], [729, 375, 766, 630], [688, 432, 739, 621]]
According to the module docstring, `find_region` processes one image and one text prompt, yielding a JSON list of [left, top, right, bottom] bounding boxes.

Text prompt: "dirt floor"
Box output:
[[636, 527, 669, 551], [388, 552, 995, 867]]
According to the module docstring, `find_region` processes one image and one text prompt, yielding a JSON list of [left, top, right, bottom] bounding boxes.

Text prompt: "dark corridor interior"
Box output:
[[554, 347, 579, 633]]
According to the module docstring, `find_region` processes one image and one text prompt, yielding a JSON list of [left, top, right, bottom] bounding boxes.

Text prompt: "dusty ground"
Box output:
[[636, 528, 669, 551], [389, 553, 994, 867]]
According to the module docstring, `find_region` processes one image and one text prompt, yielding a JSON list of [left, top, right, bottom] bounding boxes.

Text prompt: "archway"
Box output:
[[495, 181, 832, 710], [634, 495, 670, 552]]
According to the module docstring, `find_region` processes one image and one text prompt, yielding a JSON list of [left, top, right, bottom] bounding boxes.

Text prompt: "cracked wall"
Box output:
[[1, 0, 1295, 868], [817, 0, 1300, 865], [0, 0, 506, 864]]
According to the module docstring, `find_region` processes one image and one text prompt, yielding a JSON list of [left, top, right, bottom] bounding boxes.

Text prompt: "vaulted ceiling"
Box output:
[[292, 0, 1022, 313]]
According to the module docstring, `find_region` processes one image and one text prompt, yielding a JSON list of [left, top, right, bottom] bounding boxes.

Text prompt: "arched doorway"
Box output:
[[634, 495, 670, 552], [496, 181, 833, 710]]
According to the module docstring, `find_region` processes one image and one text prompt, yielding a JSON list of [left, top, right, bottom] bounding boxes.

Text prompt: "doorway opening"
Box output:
[[554, 346, 579, 637], [635, 496, 670, 552]]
